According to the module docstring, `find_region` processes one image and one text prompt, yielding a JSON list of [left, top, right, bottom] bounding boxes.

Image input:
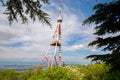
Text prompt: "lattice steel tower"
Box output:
[[40, 0, 63, 68]]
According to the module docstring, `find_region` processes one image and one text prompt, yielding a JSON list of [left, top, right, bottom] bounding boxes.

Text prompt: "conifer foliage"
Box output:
[[0, 0, 51, 25], [83, 0, 120, 71]]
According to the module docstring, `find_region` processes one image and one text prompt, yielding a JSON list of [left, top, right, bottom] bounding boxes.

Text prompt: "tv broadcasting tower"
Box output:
[[39, 0, 63, 68]]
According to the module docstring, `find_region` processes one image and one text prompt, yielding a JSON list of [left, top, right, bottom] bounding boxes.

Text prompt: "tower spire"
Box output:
[[57, 0, 63, 23]]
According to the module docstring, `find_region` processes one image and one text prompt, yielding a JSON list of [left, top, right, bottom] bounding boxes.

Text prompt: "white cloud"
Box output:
[[90, 48, 97, 52], [63, 44, 84, 51], [0, 0, 97, 64]]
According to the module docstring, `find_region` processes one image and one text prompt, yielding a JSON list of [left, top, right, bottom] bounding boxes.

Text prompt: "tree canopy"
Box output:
[[83, 0, 120, 72], [0, 0, 51, 26]]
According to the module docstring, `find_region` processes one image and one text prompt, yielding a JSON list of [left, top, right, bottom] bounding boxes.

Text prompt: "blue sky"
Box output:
[[0, 0, 112, 65]]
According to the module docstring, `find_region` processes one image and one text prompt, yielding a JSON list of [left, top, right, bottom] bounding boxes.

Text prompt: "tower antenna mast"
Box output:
[[39, 0, 63, 68]]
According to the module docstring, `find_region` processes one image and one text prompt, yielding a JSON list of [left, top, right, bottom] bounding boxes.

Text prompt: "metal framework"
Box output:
[[39, 0, 63, 68]]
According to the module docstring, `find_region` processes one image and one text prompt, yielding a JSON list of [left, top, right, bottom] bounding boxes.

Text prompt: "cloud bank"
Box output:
[[0, 0, 98, 64]]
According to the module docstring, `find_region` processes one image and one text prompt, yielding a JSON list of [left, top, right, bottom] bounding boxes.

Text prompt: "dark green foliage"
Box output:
[[108, 71, 120, 80], [85, 54, 111, 62], [83, 0, 120, 72], [0, 69, 19, 80], [85, 51, 120, 72], [0, 0, 51, 25], [78, 64, 110, 80], [30, 67, 82, 80], [0, 64, 120, 80]]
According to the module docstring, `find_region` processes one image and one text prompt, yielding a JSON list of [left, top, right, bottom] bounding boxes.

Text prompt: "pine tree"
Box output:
[[83, 0, 120, 71], [0, 0, 51, 26]]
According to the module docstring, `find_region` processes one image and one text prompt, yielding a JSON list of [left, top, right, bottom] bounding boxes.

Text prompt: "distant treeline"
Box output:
[[0, 65, 35, 72]]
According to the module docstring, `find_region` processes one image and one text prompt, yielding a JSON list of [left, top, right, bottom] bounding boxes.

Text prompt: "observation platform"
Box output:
[[50, 40, 61, 46]]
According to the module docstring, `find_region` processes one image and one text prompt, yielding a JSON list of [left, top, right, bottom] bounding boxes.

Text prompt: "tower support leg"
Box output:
[[58, 46, 62, 67]]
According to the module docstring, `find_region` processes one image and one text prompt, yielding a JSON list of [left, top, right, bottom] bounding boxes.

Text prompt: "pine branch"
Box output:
[[1, 0, 51, 26]]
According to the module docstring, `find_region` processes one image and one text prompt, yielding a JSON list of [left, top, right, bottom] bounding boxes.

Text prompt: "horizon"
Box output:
[[0, 0, 112, 66]]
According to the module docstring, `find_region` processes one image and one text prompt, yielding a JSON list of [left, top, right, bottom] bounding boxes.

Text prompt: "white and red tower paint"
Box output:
[[40, 0, 63, 68]]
